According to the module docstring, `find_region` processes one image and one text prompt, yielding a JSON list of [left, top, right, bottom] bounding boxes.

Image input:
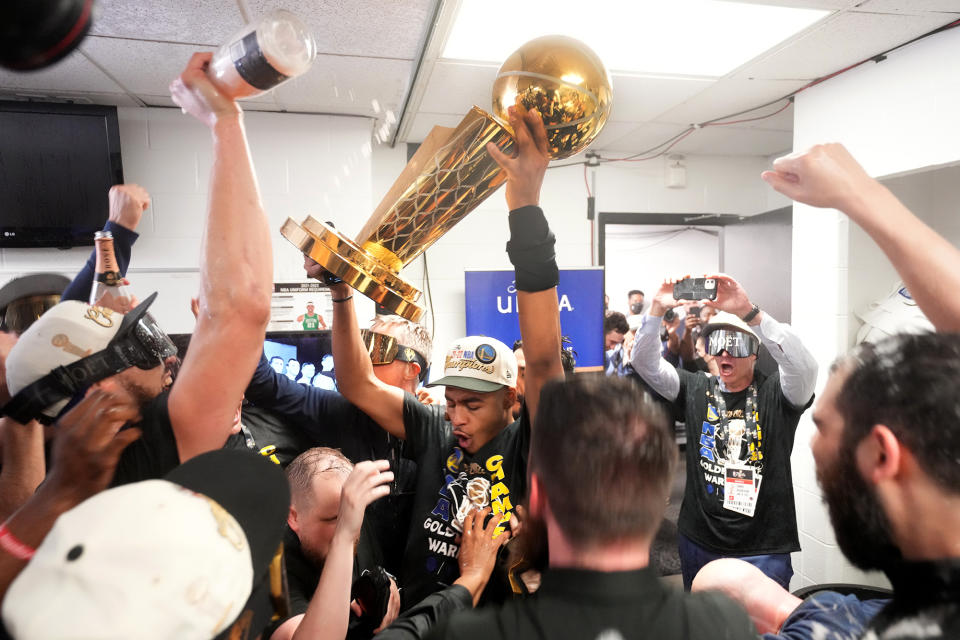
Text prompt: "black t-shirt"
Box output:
[[674, 369, 809, 554], [243, 353, 419, 577], [110, 391, 250, 486], [400, 392, 529, 609], [269, 525, 382, 640], [427, 567, 756, 640]]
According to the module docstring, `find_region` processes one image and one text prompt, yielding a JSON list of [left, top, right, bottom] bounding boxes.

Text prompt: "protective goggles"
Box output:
[[360, 329, 428, 382], [1, 294, 61, 334], [1, 292, 177, 424], [706, 329, 759, 358]]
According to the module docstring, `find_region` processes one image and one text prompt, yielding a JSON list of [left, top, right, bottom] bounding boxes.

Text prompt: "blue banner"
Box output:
[[464, 268, 605, 370]]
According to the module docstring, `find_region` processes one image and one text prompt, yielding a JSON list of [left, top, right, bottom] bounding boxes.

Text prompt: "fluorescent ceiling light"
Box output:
[[442, 0, 829, 77]]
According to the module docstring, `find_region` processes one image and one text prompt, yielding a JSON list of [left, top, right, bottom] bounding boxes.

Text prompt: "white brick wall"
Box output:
[[788, 27, 960, 591], [0, 106, 374, 334]]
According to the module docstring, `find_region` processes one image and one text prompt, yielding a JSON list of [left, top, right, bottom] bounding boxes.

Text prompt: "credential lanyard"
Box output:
[[707, 377, 761, 464]]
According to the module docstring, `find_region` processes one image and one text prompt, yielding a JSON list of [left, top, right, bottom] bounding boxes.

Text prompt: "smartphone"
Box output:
[[673, 277, 717, 301], [688, 305, 701, 317]]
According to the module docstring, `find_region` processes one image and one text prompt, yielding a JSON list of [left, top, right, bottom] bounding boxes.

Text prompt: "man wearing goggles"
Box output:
[[242, 310, 433, 587], [631, 274, 817, 592], [0, 52, 276, 490]]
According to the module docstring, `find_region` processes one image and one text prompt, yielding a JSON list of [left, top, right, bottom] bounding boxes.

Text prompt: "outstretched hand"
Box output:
[[46, 390, 141, 507], [170, 52, 241, 129], [486, 106, 550, 210], [108, 184, 150, 232], [456, 507, 511, 605], [649, 280, 680, 317], [336, 460, 393, 544], [761, 143, 877, 215], [702, 274, 753, 318]]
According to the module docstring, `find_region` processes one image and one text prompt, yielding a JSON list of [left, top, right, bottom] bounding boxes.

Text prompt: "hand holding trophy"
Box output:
[[281, 35, 612, 321]]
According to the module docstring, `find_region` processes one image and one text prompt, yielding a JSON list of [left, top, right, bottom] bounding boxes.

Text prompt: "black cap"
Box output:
[[164, 449, 290, 586]]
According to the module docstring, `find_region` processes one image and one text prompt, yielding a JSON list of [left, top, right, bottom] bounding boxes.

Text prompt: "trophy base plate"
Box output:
[[280, 217, 425, 322]]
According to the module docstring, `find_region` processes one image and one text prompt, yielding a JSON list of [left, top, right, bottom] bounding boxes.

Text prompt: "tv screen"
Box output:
[[169, 330, 338, 390], [0, 101, 123, 248]]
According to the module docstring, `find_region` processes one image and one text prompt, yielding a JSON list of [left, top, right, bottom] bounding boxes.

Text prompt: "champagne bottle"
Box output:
[[89, 231, 133, 312], [208, 9, 316, 100]]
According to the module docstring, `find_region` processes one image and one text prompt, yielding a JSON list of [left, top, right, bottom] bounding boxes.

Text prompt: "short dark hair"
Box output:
[[628, 290, 644, 298], [604, 312, 629, 335], [530, 377, 676, 548], [836, 333, 960, 495], [270, 355, 283, 363]]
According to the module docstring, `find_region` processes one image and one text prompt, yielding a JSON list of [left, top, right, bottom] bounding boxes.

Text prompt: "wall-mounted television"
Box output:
[[169, 330, 338, 390], [0, 101, 123, 248]]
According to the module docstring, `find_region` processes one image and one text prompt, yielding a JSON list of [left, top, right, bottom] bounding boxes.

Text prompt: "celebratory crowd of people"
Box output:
[[0, 53, 958, 640]]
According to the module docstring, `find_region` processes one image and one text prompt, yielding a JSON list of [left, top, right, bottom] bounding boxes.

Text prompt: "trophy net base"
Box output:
[[280, 218, 425, 322]]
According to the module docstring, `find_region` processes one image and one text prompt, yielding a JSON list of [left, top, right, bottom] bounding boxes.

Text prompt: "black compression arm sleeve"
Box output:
[[506, 205, 559, 292]]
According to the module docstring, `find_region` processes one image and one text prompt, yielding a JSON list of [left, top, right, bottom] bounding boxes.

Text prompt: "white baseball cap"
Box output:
[[427, 336, 517, 392], [2, 449, 291, 640], [5, 300, 124, 417]]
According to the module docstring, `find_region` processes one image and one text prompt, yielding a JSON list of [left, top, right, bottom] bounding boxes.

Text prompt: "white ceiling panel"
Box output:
[[0, 50, 127, 94], [272, 55, 411, 116], [81, 37, 217, 96], [419, 61, 499, 115], [653, 77, 806, 127], [608, 74, 715, 123], [247, 0, 435, 60], [594, 122, 691, 155], [742, 10, 953, 80], [584, 120, 645, 152], [730, 0, 858, 8], [857, 0, 960, 14], [669, 125, 793, 156], [91, 0, 240, 45]]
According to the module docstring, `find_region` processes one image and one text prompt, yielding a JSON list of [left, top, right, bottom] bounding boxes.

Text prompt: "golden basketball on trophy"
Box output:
[[281, 35, 612, 321]]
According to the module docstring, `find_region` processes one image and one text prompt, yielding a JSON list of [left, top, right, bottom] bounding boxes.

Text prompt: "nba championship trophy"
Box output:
[[281, 35, 612, 321]]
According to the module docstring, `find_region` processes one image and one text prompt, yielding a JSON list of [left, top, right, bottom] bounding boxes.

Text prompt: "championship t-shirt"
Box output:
[[399, 392, 529, 609], [675, 369, 810, 555]]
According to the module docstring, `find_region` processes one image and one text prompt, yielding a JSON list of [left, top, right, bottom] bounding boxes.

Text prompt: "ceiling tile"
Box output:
[[857, 0, 960, 14], [731, 0, 859, 8], [593, 122, 690, 155], [608, 74, 715, 123], [272, 55, 411, 117], [246, 0, 434, 60], [419, 61, 498, 115], [670, 125, 793, 156], [741, 10, 954, 81], [91, 0, 240, 45], [0, 50, 127, 93], [81, 37, 217, 96], [654, 77, 806, 127]]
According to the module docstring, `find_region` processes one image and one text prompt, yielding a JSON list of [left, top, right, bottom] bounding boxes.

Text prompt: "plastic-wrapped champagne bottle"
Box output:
[[208, 9, 316, 100]]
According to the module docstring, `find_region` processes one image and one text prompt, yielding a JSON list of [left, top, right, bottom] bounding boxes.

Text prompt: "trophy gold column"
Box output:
[[281, 35, 612, 322]]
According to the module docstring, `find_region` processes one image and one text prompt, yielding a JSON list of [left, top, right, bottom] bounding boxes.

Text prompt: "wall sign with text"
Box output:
[[464, 268, 604, 370]]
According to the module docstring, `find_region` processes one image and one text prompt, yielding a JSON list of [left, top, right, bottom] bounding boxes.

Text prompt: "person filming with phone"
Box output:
[[630, 274, 817, 591]]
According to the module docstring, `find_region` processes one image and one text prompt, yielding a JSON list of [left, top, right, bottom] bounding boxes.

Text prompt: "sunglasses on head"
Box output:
[[1, 293, 177, 424], [360, 329, 428, 382], [706, 329, 759, 358]]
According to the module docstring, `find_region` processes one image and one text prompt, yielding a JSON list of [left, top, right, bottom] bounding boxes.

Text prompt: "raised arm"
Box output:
[[629, 281, 681, 401], [61, 184, 147, 302], [704, 274, 816, 407], [763, 143, 960, 332], [272, 460, 393, 640], [166, 53, 272, 461], [327, 273, 406, 439], [487, 106, 564, 421]]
